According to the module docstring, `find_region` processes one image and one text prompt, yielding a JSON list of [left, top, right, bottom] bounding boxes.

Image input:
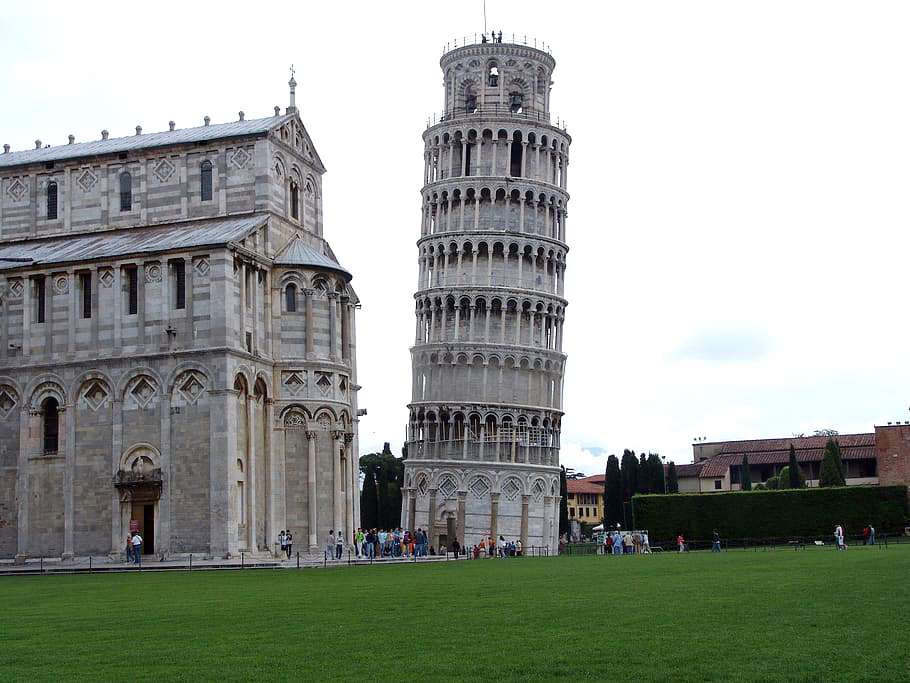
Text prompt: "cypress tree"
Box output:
[[647, 453, 665, 493], [819, 438, 846, 487], [361, 466, 379, 529], [620, 449, 639, 503], [638, 453, 649, 493], [558, 466, 569, 537], [377, 462, 390, 527], [667, 461, 679, 493], [740, 455, 752, 491], [604, 455, 623, 525], [788, 444, 805, 488]]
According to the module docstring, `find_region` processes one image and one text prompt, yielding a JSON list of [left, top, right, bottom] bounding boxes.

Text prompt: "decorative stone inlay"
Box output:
[[53, 275, 69, 295], [284, 412, 305, 429], [0, 389, 17, 419], [193, 256, 209, 277], [230, 148, 251, 169], [98, 268, 114, 288], [532, 480, 545, 502], [315, 372, 332, 394], [502, 478, 521, 501], [6, 178, 27, 202], [81, 381, 109, 411], [439, 476, 457, 499], [128, 376, 157, 408], [8, 279, 23, 299], [177, 372, 205, 405], [153, 158, 176, 183], [304, 181, 315, 199], [145, 263, 162, 283], [417, 476, 429, 497], [283, 372, 305, 396], [469, 477, 490, 499], [76, 168, 98, 192]]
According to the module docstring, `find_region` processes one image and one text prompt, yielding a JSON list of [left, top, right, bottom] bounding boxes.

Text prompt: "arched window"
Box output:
[[119, 172, 132, 211], [290, 181, 299, 220], [286, 283, 297, 312], [200, 160, 213, 202], [46, 182, 58, 220], [488, 66, 499, 87], [42, 397, 59, 454]]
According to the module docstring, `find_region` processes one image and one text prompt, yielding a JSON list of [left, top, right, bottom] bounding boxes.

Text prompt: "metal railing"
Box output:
[[442, 35, 553, 56], [427, 105, 567, 131]]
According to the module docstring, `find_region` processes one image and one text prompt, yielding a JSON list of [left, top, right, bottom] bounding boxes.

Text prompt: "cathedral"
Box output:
[[0, 77, 361, 561], [403, 37, 570, 552]]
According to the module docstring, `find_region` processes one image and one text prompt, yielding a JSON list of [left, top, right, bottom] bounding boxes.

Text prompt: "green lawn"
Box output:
[[2, 546, 909, 681]]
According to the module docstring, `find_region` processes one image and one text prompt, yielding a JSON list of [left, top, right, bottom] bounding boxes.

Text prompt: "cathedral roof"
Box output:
[[0, 215, 267, 270], [0, 114, 297, 169], [273, 235, 351, 280]]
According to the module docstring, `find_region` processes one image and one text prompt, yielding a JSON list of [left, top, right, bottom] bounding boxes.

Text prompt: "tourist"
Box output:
[[677, 533, 685, 553], [285, 530, 293, 559], [711, 530, 721, 553], [326, 529, 335, 560], [131, 531, 143, 565], [125, 534, 133, 564], [834, 524, 844, 550], [642, 531, 651, 554], [612, 530, 622, 555], [499, 535, 507, 558], [478, 537, 486, 557], [516, 539, 522, 556], [335, 531, 344, 560], [622, 531, 632, 554], [509, 540, 516, 557], [869, 524, 875, 545], [488, 536, 495, 558], [632, 531, 642, 554], [279, 530, 286, 557]]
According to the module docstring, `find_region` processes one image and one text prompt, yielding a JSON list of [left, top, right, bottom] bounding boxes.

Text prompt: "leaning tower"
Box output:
[[403, 37, 570, 553]]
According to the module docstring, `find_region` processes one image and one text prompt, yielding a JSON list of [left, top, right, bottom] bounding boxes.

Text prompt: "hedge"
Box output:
[[632, 486, 909, 541]]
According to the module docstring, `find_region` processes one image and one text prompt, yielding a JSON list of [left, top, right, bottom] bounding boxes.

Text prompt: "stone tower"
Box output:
[[403, 37, 569, 553]]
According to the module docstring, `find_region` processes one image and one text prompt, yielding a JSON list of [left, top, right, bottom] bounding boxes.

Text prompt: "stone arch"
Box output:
[[27, 373, 67, 408], [120, 442, 162, 472], [74, 373, 113, 412], [0, 378, 21, 420]]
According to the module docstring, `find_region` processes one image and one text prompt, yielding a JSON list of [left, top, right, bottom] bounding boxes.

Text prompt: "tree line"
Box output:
[[359, 443, 404, 529]]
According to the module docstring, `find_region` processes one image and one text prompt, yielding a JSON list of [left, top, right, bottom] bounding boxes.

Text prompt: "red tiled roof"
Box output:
[[697, 434, 876, 477], [675, 462, 704, 477], [567, 479, 604, 494]]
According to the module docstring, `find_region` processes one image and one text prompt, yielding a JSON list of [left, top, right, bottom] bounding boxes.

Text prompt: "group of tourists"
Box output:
[[278, 530, 294, 559], [124, 531, 143, 565], [347, 528, 431, 560], [471, 535, 522, 558], [604, 529, 651, 555]]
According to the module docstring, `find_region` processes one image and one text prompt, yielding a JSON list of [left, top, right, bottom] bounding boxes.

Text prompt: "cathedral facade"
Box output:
[[0, 81, 360, 560], [403, 38, 570, 552]]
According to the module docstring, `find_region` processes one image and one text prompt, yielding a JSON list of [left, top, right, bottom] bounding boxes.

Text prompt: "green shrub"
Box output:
[[632, 486, 909, 541], [766, 476, 779, 490]]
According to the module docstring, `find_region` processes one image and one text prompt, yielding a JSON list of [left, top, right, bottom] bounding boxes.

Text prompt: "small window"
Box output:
[[79, 272, 92, 319], [173, 260, 186, 310], [125, 266, 138, 315], [42, 397, 59, 454], [488, 66, 499, 87], [286, 283, 297, 312], [34, 276, 46, 323], [47, 182, 58, 220], [290, 182, 299, 220], [120, 172, 132, 211], [465, 94, 477, 113], [200, 161, 213, 202], [714, 479, 722, 490], [510, 93, 523, 113]]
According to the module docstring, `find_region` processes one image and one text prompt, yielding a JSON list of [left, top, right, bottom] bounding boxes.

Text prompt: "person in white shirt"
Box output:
[[131, 532, 143, 566], [326, 530, 335, 560]]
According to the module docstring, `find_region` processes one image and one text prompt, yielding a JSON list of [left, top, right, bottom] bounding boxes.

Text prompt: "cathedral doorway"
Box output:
[[131, 502, 156, 555]]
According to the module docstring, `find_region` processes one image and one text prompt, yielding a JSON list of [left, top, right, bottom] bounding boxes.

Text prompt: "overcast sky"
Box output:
[[2, 2, 908, 477]]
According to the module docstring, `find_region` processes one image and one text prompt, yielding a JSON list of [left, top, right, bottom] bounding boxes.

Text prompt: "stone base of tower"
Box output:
[[402, 462, 560, 554]]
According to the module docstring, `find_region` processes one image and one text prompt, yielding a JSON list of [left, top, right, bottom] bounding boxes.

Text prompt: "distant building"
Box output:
[[566, 475, 603, 525], [678, 425, 910, 493]]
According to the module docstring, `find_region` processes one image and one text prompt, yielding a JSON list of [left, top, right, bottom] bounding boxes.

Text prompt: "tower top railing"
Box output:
[[427, 105, 567, 132], [442, 34, 553, 56]]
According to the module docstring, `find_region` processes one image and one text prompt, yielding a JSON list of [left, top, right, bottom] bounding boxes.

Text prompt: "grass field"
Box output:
[[2, 546, 909, 681]]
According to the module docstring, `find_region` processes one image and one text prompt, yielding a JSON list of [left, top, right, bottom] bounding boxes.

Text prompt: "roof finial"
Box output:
[[287, 64, 298, 114]]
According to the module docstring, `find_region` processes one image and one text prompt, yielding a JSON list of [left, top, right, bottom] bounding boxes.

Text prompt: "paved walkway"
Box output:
[[0, 551, 457, 576]]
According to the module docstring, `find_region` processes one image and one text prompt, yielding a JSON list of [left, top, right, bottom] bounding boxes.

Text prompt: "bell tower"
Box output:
[[403, 37, 570, 553]]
